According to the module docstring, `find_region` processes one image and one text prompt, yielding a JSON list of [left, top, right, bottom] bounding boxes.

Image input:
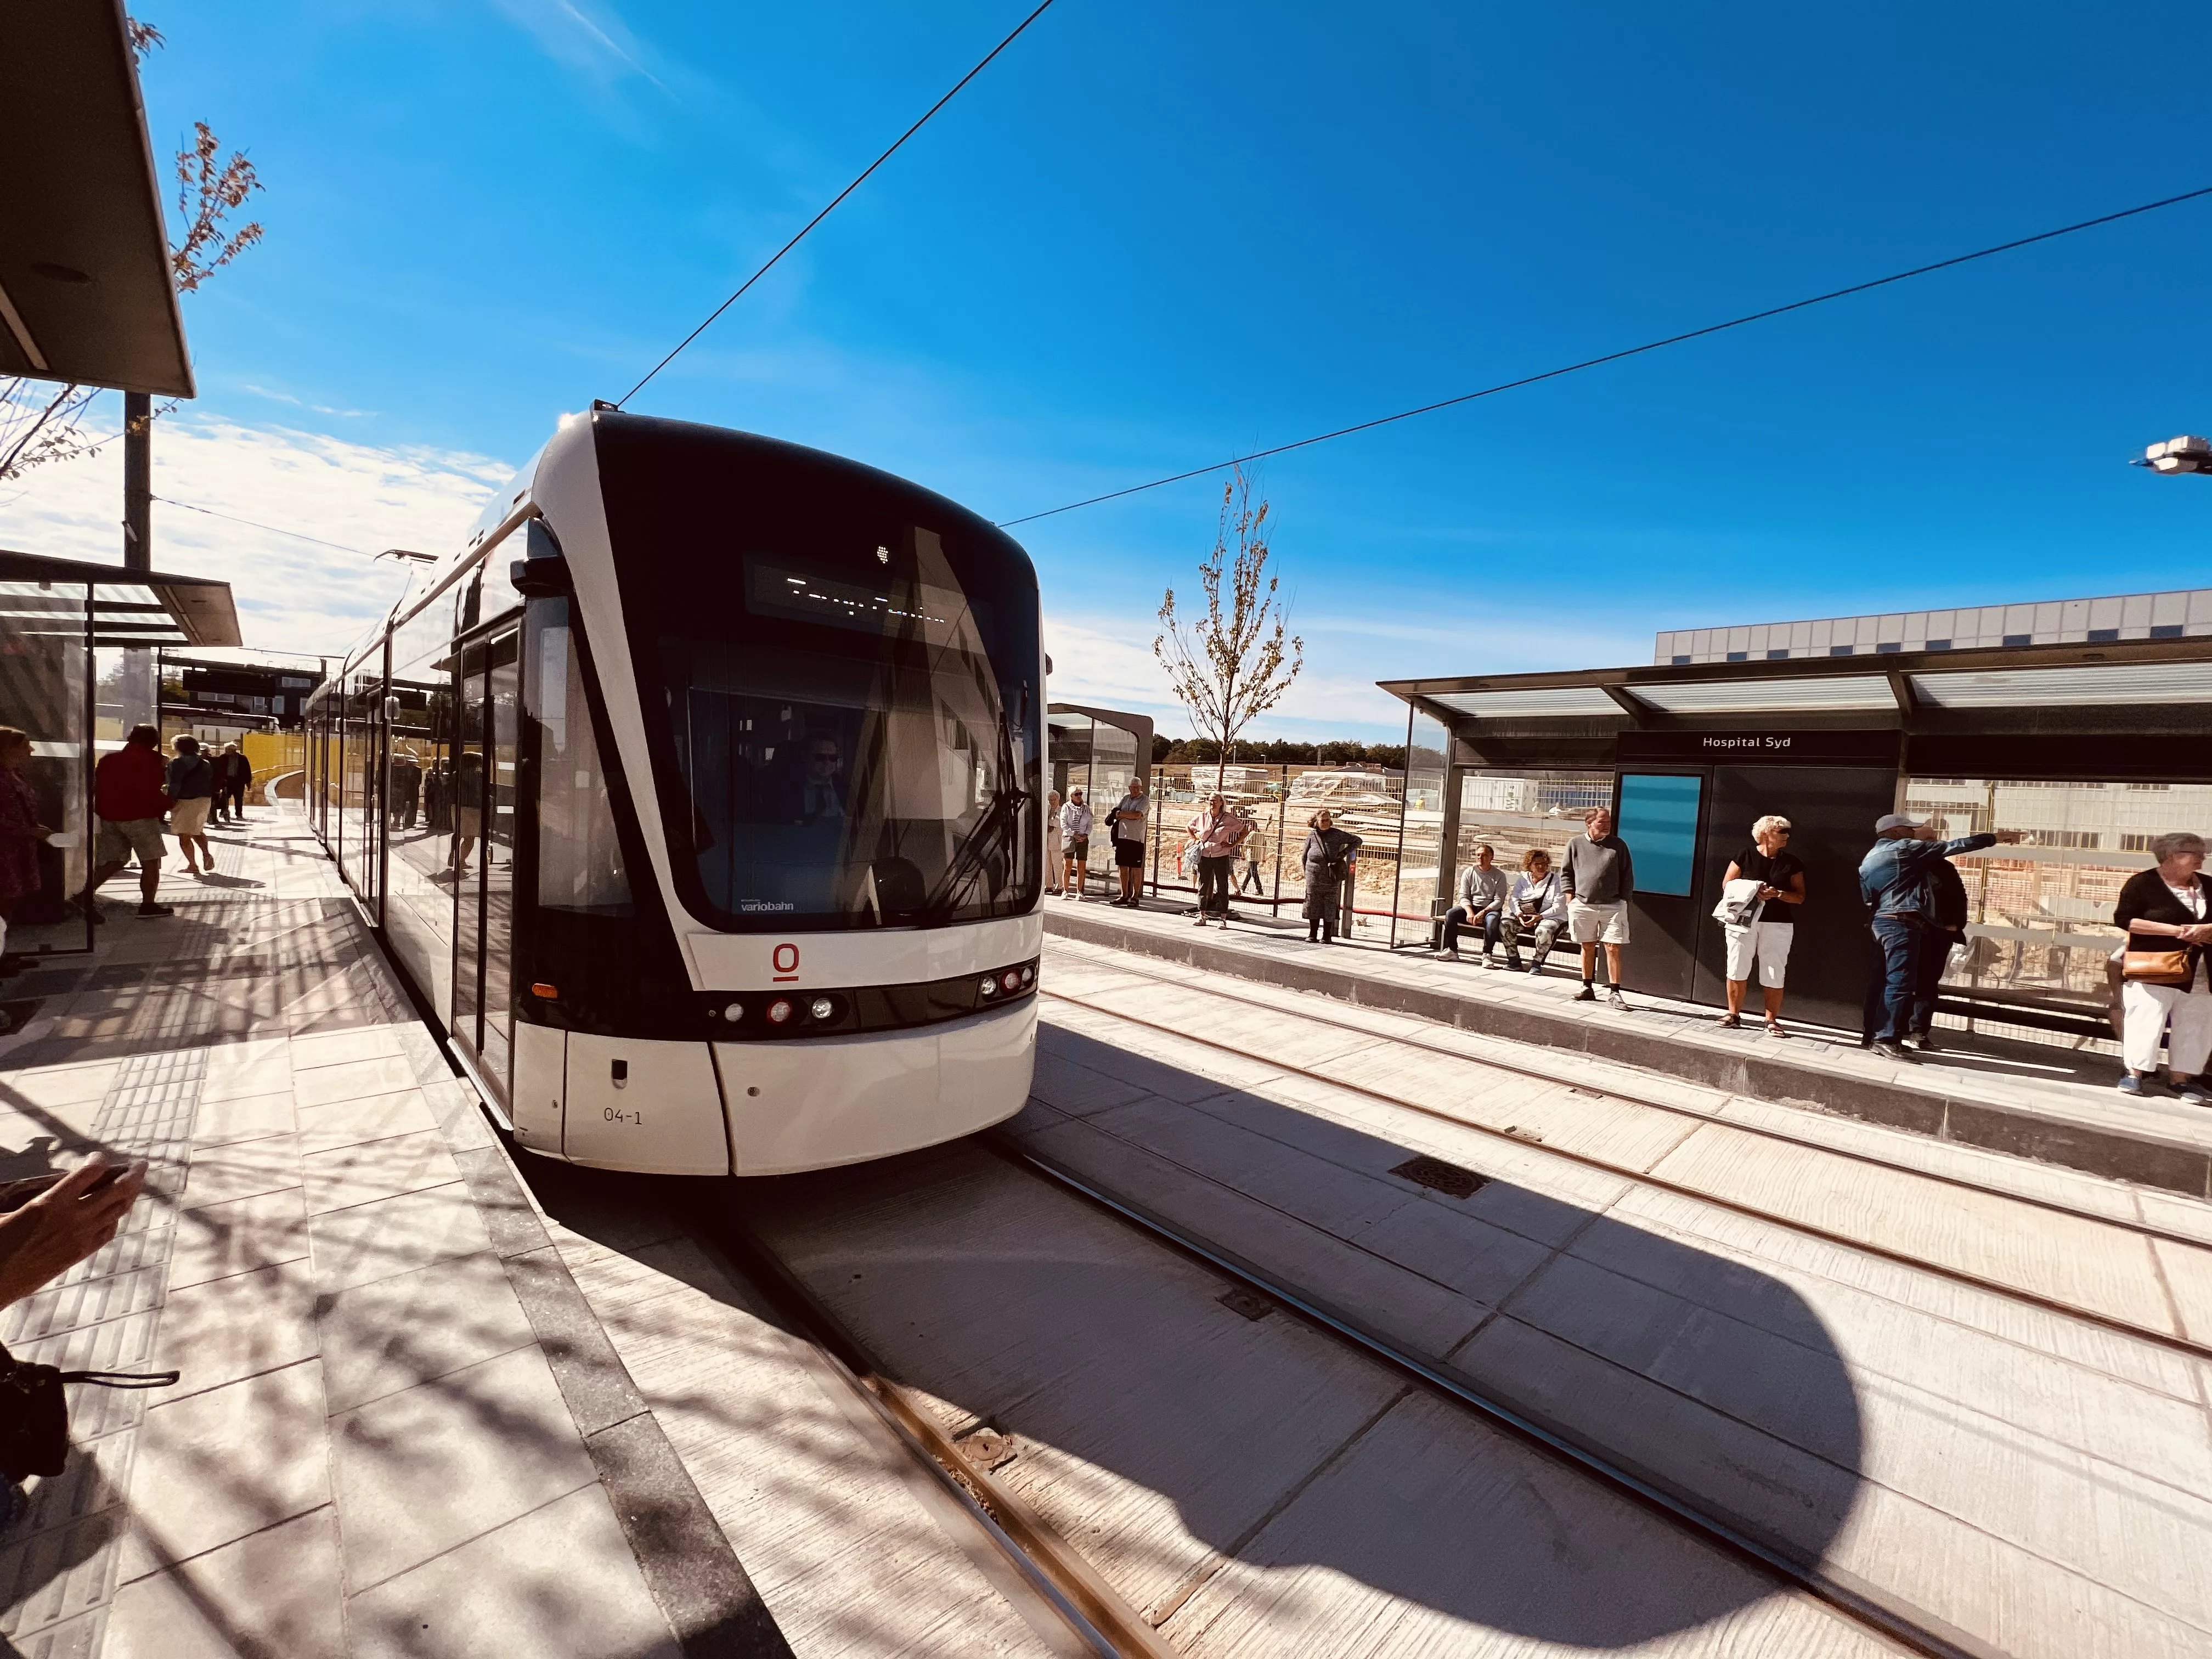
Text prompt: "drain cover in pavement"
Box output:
[[1389, 1154, 1488, 1200], [1218, 1286, 1277, 1322]]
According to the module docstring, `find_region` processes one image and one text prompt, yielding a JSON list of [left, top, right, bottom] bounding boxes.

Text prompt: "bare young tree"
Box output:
[[1153, 467, 1305, 792], [0, 21, 263, 484]]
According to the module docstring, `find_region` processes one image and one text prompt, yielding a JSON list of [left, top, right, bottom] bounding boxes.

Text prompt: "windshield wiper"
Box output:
[[913, 708, 1031, 926]]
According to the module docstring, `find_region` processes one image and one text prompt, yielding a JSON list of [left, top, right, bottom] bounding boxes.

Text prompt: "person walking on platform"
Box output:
[[1059, 788, 1094, 899], [388, 747, 422, 831], [1187, 792, 1248, 925], [1858, 813, 2017, 1061], [211, 742, 252, 826], [1501, 848, 1567, 971], [1717, 816, 1806, 1035], [1562, 806, 1634, 1008], [1045, 791, 1064, 894], [1106, 775, 1150, 908], [76, 725, 173, 920], [2113, 832, 2212, 1102], [165, 736, 216, 877], [1436, 843, 1510, 963], [1236, 811, 1266, 896], [1300, 810, 1362, 943]]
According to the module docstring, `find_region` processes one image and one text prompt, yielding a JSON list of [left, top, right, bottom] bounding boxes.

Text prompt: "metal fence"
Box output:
[[1056, 763, 1429, 942]]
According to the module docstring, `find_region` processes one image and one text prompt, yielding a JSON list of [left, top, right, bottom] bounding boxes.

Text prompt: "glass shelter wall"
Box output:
[[1901, 776, 2202, 1040], [1449, 769, 1615, 881], [1390, 709, 1449, 946], [0, 583, 92, 956]]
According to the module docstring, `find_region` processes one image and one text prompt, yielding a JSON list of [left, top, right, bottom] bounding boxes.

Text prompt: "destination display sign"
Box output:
[[1615, 729, 1900, 767]]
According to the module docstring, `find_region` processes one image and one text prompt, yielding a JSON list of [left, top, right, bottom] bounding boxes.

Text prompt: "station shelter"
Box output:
[[1379, 637, 2212, 1042], [0, 550, 240, 957], [1047, 703, 1153, 814]]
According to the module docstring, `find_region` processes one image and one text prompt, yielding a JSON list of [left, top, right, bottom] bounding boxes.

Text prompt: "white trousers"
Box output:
[[1723, 919, 1795, 988], [2121, 978, 2212, 1075]]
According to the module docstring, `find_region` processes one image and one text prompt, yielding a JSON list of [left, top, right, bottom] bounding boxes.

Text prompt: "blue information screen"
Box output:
[[1615, 773, 1702, 897]]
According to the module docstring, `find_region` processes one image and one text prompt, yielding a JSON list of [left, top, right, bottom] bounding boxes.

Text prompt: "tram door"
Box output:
[[452, 627, 520, 1105]]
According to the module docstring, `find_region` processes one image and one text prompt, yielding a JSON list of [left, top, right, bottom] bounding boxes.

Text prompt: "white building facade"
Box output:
[[1655, 588, 2212, 665]]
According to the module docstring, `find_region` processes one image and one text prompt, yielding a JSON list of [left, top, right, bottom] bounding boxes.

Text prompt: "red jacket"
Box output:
[[95, 743, 169, 822]]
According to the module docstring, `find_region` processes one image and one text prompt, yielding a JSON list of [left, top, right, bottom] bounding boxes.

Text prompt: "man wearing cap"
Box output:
[[1859, 813, 2021, 1060]]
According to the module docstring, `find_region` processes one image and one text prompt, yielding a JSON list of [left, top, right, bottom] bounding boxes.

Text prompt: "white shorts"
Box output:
[[1568, 899, 1630, 945], [1723, 919, 1795, 988], [2121, 978, 2212, 1075]]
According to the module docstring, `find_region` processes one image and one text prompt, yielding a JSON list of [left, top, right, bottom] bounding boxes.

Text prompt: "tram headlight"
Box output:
[[809, 997, 835, 1022], [979, 977, 998, 998], [1000, 970, 1022, 994], [1020, 965, 1035, 986], [722, 1002, 744, 1023], [767, 998, 793, 1025]]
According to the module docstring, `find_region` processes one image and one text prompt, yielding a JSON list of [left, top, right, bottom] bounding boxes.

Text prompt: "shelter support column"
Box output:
[[1435, 756, 1464, 917]]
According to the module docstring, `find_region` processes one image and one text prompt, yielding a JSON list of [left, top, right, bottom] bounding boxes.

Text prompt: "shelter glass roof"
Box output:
[[1431, 687, 1622, 718], [1633, 675, 1894, 713], [1911, 661, 2212, 708]]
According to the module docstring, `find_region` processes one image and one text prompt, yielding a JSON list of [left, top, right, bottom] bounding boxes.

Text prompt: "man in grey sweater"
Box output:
[[1562, 806, 1634, 1008]]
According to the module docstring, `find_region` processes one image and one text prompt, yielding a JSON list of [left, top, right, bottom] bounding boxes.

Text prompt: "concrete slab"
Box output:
[[0, 808, 782, 1659], [343, 1486, 682, 1659]]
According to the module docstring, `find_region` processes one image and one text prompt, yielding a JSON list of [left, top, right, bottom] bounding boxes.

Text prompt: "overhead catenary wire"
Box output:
[[997, 182, 2212, 528], [152, 495, 371, 556], [615, 0, 1062, 409]]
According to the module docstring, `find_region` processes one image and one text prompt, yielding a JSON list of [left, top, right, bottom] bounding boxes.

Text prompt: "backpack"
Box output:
[[1922, 858, 1969, 934]]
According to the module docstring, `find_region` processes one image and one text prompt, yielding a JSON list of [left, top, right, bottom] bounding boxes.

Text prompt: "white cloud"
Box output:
[[486, 0, 669, 93], [0, 412, 515, 658], [239, 383, 376, 419]]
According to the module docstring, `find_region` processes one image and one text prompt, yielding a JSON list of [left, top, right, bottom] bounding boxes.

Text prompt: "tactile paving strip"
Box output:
[[0, 1047, 206, 1650]]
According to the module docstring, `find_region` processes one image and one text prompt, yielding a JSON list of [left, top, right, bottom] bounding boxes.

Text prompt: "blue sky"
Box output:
[[13, 2, 2212, 737]]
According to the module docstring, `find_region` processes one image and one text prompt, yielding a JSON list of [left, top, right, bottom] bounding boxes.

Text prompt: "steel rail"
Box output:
[[1040, 982, 2212, 1364], [692, 1203, 1178, 1659], [1043, 951, 2212, 1251], [989, 1135, 1992, 1659]]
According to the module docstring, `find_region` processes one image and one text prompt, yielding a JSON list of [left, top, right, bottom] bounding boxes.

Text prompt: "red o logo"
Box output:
[[772, 943, 800, 980]]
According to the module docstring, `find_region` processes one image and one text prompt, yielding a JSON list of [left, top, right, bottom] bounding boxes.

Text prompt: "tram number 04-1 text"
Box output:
[[602, 1107, 646, 1126]]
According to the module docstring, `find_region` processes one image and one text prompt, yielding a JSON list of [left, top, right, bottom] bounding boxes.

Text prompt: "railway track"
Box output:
[[1039, 956, 2212, 1363], [490, 944, 2212, 1657], [686, 1143, 1983, 1659]]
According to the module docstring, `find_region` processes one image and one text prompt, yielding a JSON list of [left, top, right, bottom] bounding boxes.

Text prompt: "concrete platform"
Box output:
[[0, 809, 782, 1658], [1016, 946, 2212, 1659], [1043, 895, 2212, 1198]]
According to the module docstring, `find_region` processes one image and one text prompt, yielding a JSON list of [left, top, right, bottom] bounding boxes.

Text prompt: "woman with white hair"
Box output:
[[1717, 814, 1806, 1035], [2113, 831, 2212, 1102]]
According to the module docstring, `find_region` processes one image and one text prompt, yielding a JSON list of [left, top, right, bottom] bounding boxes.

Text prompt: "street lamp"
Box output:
[[2136, 435, 2212, 474]]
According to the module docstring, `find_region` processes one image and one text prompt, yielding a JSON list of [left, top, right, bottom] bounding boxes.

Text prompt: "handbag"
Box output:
[[0, 1342, 178, 1481], [2121, 945, 2194, 986]]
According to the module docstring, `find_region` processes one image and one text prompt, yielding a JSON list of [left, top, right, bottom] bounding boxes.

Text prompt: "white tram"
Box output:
[[306, 410, 1042, 1175]]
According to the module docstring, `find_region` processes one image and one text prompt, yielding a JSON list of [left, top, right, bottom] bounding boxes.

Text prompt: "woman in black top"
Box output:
[[1717, 815, 1806, 1035], [1300, 811, 1362, 943], [2112, 831, 2212, 1102]]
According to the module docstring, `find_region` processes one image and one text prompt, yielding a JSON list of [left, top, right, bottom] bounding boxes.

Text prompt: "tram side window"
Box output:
[[530, 601, 631, 915]]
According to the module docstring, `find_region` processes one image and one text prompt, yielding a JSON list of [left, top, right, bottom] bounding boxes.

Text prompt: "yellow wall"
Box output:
[[241, 731, 305, 803]]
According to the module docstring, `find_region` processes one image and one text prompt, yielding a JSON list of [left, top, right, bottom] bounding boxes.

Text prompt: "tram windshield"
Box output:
[[602, 433, 1042, 932]]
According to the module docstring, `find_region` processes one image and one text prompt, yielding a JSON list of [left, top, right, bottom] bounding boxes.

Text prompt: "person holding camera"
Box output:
[[1858, 814, 2019, 1061]]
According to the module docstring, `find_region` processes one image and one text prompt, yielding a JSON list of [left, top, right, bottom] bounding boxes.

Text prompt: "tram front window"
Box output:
[[623, 517, 1041, 933]]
